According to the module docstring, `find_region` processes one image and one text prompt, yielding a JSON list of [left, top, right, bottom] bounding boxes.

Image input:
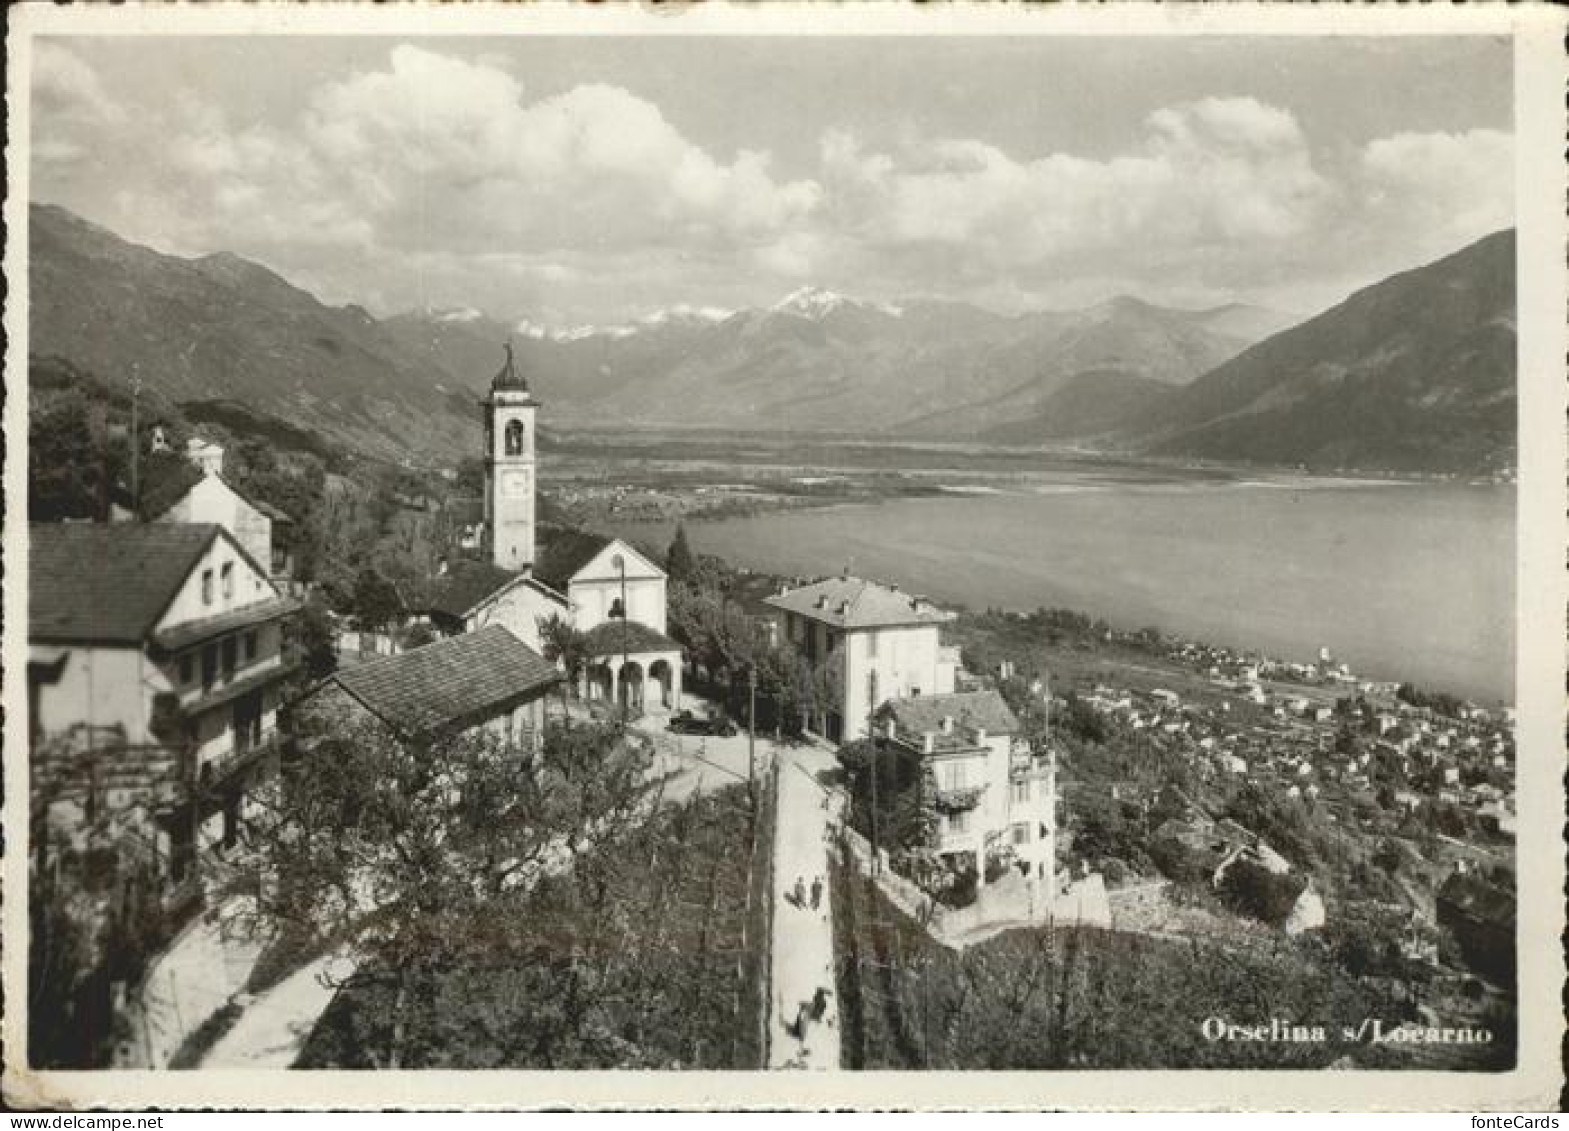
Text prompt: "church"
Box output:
[[408, 344, 684, 715]]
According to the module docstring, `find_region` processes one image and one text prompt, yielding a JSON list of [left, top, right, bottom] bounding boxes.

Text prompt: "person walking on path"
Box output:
[[793, 875, 807, 908], [810, 875, 823, 911]]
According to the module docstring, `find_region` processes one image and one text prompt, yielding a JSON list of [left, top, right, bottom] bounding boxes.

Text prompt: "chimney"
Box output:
[[815, 595, 828, 610], [974, 726, 987, 745], [922, 733, 933, 754], [940, 715, 954, 736], [837, 600, 850, 616], [885, 718, 897, 740]]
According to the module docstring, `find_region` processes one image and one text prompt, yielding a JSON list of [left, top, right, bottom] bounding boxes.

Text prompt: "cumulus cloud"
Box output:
[[28, 46, 1514, 323], [32, 42, 123, 128], [1357, 128, 1513, 250]]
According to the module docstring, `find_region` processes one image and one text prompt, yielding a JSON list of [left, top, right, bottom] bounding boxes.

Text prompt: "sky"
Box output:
[[30, 35, 1514, 327]]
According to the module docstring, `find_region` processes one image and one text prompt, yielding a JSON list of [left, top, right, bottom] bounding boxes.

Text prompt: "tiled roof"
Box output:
[[531, 529, 613, 592], [30, 522, 221, 645], [765, 574, 952, 629], [331, 624, 560, 740], [582, 618, 682, 658], [879, 690, 1020, 738], [153, 594, 303, 651], [405, 559, 520, 620]]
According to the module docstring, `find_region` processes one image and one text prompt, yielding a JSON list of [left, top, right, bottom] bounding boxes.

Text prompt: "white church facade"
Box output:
[[411, 344, 683, 715]]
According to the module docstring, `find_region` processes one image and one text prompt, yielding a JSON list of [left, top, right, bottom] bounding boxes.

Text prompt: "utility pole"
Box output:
[[747, 662, 757, 812], [867, 669, 879, 876]]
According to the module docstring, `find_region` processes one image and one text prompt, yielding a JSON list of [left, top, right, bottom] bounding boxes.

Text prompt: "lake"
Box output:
[[622, 478, 1516, 705]]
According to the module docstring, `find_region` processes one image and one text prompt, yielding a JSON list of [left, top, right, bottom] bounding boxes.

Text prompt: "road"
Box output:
[[767, 742, 843, 1070]]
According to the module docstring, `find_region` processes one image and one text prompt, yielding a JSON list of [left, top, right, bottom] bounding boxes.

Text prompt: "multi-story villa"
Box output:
[[766, 572, 957, 741], [874, 689, 1058, 894], [29, 522, 300, 888]]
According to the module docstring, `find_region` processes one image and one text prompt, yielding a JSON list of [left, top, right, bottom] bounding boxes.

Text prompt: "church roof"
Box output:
[[765, 574, 953, 629], [491, 340, 533, 394], [582, 619, 682, 658], [531, 529, 614, 592], [404, 559, 519, 621], [330, 625, 560, 741]]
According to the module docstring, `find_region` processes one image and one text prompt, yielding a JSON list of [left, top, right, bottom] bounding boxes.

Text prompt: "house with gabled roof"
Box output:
[[765, 571, 957, 741], [136, 448, 295, 584], [874, 688, 1057, 895], [296, 625, 561, 752], [28, 521, 301, 883]]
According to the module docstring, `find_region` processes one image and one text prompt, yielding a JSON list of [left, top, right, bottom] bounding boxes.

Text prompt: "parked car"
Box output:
[[667, 710, 738, 737]]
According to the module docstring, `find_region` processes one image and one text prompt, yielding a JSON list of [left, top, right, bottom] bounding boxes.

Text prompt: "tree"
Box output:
[[290, 596, 339, 681], [537, 613, 591, 708], [239, 714, 653, 1069], [29, 391, 121, 522], [665, 524, 696, 584], [350, 567, 403, 633]]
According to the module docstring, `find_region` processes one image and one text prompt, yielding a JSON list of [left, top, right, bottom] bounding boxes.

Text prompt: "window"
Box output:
[[505, 419, 525, 456], [1012, 780, 1030, 805], [942, 761, 968, 790], [220, 562, 233, 600], [1011, 822, 1031, 846], [202, 645, 218, 691], [180, 654, 194, 685], [201, 569, 214, 605], [243, 631, 257, 662], [609, 596, 625, 620], [221, 637, 237, 679], [949, 811, 970, 835]]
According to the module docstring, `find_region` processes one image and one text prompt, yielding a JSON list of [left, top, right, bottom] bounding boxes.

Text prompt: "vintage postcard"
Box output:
[[4, 1, 1565, 1112]]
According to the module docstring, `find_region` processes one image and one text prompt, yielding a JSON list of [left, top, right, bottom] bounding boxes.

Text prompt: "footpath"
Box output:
[[767, 745, 842, 1070]]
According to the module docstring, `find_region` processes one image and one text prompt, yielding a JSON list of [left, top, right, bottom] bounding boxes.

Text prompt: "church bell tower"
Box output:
[[483, 340, 538, 570]]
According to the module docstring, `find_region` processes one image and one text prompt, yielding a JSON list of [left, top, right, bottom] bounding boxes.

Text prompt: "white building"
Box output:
[[766, 573, 956, 742], [406, 344, 682, 714], [29, 522, 300, 884], [875, 689, 1056, 894]]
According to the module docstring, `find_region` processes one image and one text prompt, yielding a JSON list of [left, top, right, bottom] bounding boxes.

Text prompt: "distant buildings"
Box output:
[[875, 689, 1057, 894], [766, 573, 957, 742], [29, 521, 301, 884]]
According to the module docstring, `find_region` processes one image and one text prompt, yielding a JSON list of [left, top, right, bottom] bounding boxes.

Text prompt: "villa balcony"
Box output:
[[931, 783, 986, 812]]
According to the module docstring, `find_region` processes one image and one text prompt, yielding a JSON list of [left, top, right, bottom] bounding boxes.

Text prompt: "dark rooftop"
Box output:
[[31, 522, 223, 645], [404, 559, 520, 621], [531, 529, 614, 593], [879, 690, 1021, 743], [330, 624, 560, 740], [582, 618, 682, 658]]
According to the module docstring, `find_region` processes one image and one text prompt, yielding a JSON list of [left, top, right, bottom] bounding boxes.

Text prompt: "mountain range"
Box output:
[[27, 202, 1516, 474]]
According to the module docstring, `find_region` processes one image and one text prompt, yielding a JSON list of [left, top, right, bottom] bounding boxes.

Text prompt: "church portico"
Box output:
[[581, 619, 683, 716]]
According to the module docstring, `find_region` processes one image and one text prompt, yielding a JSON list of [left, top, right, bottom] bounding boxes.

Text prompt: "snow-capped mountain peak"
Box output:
[[771, 286, 902, 319]]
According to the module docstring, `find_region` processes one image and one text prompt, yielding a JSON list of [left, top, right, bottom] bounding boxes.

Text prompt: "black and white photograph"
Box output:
[[4, 2, 1564, 1112]]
